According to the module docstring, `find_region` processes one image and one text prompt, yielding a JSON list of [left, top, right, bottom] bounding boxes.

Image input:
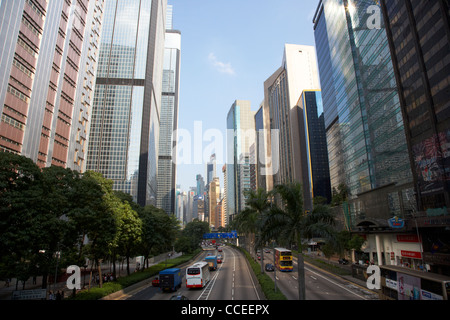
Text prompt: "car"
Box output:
[[265, 263, 274, 272], [218, 248, 222, 252], [338, 258, 349, 265], [152, 277, 159, 287], [170, 295, 189, 300], [264, 249, 271, 253], [217, 257, 222, 263]]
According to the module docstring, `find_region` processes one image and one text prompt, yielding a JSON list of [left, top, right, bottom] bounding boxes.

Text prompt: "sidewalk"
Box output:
[[0, 252, 182, 300]]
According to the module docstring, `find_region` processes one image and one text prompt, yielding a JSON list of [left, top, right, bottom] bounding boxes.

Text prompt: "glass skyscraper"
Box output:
[[226, 100, 255, 220], [86, 0, 167, 206], [313, 0, 414, 227], [381, 0, 450, 212], [157, 5, 181, 214], [381, 0, 450, 274], [291, 90, 332, 210]]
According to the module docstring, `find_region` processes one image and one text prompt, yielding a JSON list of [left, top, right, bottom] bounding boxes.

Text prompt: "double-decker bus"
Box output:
[[379, 265, 450, 300], [186, 261, 210, 289], [274, 248, 293, 272]]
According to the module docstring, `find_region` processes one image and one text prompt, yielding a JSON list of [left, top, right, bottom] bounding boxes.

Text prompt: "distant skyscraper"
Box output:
[[264, 44, 321, 189], [207, 153, 217, 185], [157, 4, 181, 214], [208, 176, 220, 229], [0, 0, 105, 171], [86, 0, 167, 206], [313, 0, 413, 227], [226, 100, 255, 220], [196, 174, 205, 197]]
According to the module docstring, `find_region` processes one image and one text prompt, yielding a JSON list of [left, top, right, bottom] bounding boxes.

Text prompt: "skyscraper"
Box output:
[[86, 0, 167, 206], [263, 44, 321, 189], [314, 0, 414, 229], [291, 90, 332, 210], [380, 0, 450, 212], [0, 0, 105, 171], [157, 4, 181, 214], [381, 0, 450, 273], [207, 153, 217, 185], [226, 100, 255, 221]]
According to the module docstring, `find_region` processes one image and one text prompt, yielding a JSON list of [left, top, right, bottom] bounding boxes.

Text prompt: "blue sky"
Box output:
[[170, 0, 320, 191]]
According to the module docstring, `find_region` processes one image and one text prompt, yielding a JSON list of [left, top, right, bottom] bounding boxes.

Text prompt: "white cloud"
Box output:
[[208, 53, 236, 76]]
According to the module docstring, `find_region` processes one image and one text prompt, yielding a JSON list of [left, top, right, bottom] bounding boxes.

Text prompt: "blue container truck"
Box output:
[[159, 268, 182, 292], [204, 256, 218, 271]]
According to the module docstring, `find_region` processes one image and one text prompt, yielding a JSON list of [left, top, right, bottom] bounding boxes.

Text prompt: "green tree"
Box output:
[[176, 219, 210, 253], [237, 188, 273, 273], [267, 182, 335, 300], [138, 206, 180, 268], [116, 201, 142, 276], [78, 171, 119, 288]]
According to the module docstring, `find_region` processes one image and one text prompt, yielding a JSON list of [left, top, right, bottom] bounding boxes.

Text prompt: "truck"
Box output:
[[204, 256, 218, 271], [158, 268, 182, 292]]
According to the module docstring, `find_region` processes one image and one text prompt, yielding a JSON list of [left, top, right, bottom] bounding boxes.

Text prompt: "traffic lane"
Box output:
[[199, 246, 231, 300], [229, 247, 261, 301], [262, 252, 299, 300], [262, 249, 372, 300], [127, 251, 211, 300]]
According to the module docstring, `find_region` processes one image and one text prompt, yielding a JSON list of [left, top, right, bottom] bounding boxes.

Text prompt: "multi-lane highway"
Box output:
[[123, 245, 262, 301], [117, 245, 378, 300]]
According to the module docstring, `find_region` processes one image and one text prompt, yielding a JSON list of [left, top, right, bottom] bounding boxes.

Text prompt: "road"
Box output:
[[123, 245, 261, 301], [120, 246, 377, 301], [260, 249, 379, 300]]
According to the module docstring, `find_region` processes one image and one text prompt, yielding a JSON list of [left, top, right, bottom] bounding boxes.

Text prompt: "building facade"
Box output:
[[314, 0, 414, 227], [157, 5, 181, 215], [291, 90, 332, 211], [0, 0, 105, 171], [263, 44, 321, 190], [86, 0, 167, 206], [226, 100, 255, 221], [381, 0, 450, 274]]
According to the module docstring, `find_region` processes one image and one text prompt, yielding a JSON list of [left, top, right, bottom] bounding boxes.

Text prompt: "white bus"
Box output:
[[186, 261, 210, 289]]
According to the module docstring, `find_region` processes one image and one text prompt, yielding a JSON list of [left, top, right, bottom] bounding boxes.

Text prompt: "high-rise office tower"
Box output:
[[291, 90, 332, 211], [380, 0, 450, 273], [226, 100, 255, 221], [86, 0, 167, 206], [157, 4, 181, 214], [380, 0, 450, 211], [263, 44, 321, 190], [0, 0, 105, 171], [313, 0, 413, 228]]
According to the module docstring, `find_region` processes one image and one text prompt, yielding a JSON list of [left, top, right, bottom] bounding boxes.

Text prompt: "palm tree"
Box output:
[[266, 182, 335, 300], [233, 188, 272, 270]]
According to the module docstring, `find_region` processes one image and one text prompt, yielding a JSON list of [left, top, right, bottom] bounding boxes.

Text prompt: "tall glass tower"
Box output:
[[157, 5, 181, 214], [313, 0, 414, 226], [226, 100, 255, 220], [86, 0, 167, 206]]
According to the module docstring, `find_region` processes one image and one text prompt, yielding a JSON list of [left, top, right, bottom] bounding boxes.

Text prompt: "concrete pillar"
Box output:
[[375, 234, 383, 266]]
